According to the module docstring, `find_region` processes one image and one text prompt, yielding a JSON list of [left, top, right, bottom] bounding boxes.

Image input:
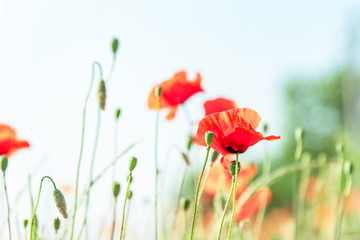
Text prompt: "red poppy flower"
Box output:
[[147, 71, 204, 120], [0, 124, 30, 157], [203, 97, 238, 116], [195, 108, 280, 158]]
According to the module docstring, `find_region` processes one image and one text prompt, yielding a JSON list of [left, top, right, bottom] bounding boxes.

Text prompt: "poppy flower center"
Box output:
[[225, 146, 248, 154]]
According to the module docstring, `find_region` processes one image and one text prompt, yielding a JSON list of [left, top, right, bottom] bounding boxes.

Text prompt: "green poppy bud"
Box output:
[[54, 217, 60, 233], [155, 86, 162, 97], [111, 38, 119, 55], [127, 175, 133, 183], [205, 131, 214, 147], [115, 108, 121, 119], [53, 189, 68, 219], [180, 198, 190, 210], [181, 152, 190, 166], [295, 128, 304, 143], [344, 161, 353, 176], [263, 123, 268, 133], [210, 150, 219, 163], [112, 182, 121, 198], [127, 190, 133, 199], [1, 155, 8, 172], [129, 156, 137, 172], [186, 135, 193, 151], [23, 219, 28, 228], [97, 79, 106, 110], [229, 161, 241, 178]]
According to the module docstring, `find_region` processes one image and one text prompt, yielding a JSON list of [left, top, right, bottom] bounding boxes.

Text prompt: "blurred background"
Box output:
[[0, 0, 359, 239]]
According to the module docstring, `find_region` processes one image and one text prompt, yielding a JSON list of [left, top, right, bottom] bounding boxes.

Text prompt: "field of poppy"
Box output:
[[1, 1, 360, 240]]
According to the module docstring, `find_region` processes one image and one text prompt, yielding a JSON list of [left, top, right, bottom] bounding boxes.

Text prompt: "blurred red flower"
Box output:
[[195, 108, 280, 165], [0, 124, 30, 157], [203, 97, 237, 116], [147, 71, 203, 120]]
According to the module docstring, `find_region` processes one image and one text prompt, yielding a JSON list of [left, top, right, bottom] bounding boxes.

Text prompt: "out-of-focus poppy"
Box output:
[[0, 124, 30, 157], [147, 71, 203, 120], [195, 108, 280, 168], [203, 97, 237, 116]]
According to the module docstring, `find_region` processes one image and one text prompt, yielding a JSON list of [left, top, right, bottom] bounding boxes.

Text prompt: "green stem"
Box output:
[[189, 146, 211, 240], [110, 198, 117, 240], [120, 173, 132, 240], [171, 166, 188, 234], [123, 198, 131, 240], [227, 154, 239, 240], [30, 176, 57, 240], [154, 98, 160, 240], [3, 172, 12, 240], [293, 139, 303, 240], [217, 181, 235, 239], [78, 109, 102, 240], [70, 61, 102, 240]]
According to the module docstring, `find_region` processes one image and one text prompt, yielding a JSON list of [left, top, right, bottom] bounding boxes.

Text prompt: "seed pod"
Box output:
[[111, 38, 119, 55], [53, 189, 68, 219], [97, 79, 106, 110], [129, 156, 137, 172], [155, 87, 162, 97], [229, 161, 241, 178], [112, 182, 121, 198], [1, 155, 8, 172], [180, 198, 190, 210], [205, 131, 214, 147]]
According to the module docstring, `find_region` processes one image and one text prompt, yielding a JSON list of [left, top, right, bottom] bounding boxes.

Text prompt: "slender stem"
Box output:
[[199, 164, 213, 201], [3, 173, 12, 240], [293, 138, 303, 240], [120, 173, 132, 240], [70, 61, 102, 240], [171, 166, 188, 234], [217, 182, 235, 239], [110, 198, 117, 240], [189, 146, 211, 240], [78, 109, 102, 240], [227, 154, 239, 240], [154, 95, 160, 240], [112, 114, 120, 180], [30, 176, 57, 240], [123, 199, 131, 240]]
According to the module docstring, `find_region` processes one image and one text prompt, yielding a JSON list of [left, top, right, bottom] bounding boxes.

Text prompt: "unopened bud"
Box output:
[[181, 152, 190, 166], [186, 135, 193, 151], [127, 190, 133, 199], [180, 198, 190, 210], [344, 161, 354, 176], [97, 79, 106, 110], [23, 219, 28, 228], [54, 217, 60, 233], [127, 175, 133, 183], [1, 155, 8, 172], [263, 123, 268, 133], [112, 182, 121, 198], [210, 150, 219, 163], [295, 128, 304, 143], [115, 108, 121, 119], [53, 189, 68, 219], [129, 156, 137, 172], [229, 161, 241, 178], [155, 87, 162, 97], [205, 131, 214, 147], [111, 38, 119, 55]]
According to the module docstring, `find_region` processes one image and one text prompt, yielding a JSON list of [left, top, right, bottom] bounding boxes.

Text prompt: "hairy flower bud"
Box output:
[[129, 156, 137, 172], [111, 38, 119, 55], [1, 155, 8, 172], [229, 161, 241, 178], [210, 150, 219, 163], [205, 131, 214, 147], [23, 219, 28, 228], [97, 79, 106, 110], [54, 217, 60, 233], [112, 182, 121, 198], [53, 189, 68, 219], [180, 198, 190, 210]]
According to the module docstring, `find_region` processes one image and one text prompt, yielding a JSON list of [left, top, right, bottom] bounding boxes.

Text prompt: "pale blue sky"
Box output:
[[0, 0, 359, 239]]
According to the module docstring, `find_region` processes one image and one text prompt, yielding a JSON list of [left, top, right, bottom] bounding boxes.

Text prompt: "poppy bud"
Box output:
[[155, 86, 162, 97], [129, 156, 137, 172], [23, 219, 28, 228], [112, 182, 121, 198], [127, 175, 133, 183], [115, 108, 121, 119], [97, 79, 106, 110], [127, 190, 133, 199], [54, 217, 60, 233], [336, 142, 344, 155], [53, 189, 68, 219], [180, 197, 190, 210], [111, 38, 119, 55], [1, 155, 8, 172], [210, 150, 219, 163], [344, 161, 353, 176], [205, 131, 214, 147], [186, 135, 193, 151], [181, 152, 190, 166], [263, 123, 268, 133], [295, 128, 304, 142], [229, 161, 241, 178]]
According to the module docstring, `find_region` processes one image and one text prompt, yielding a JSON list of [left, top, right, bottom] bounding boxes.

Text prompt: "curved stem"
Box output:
[[154, 96, 160, 240], [70, 61, 102, 240], [30, 176, 57, 240], [217, 182, 235, 240], [78, 109, 102, 240], [3, 173, 12, 240], [120, 173, 132, 240], [227, 154, 239, 240], [189, 146, 211, 240]]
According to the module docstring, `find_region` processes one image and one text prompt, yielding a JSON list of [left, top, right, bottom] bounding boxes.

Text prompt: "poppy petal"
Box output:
[[166, 106, 178, 120], [203, 97, 238, 116]]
